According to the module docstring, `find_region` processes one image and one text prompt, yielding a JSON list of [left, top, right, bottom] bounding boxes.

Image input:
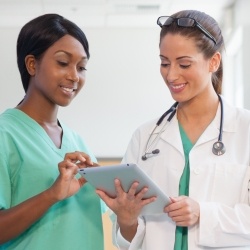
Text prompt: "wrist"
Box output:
[[42, 188, 60, 205], [117, 218, 138, 229]]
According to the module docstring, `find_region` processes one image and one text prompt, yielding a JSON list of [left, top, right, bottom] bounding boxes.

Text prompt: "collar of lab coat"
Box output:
[[154, 96, 236, 151]]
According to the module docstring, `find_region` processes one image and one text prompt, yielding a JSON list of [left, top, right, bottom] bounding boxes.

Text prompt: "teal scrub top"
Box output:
[[174, 123, 193, 250], [0, 109, 104, 250]]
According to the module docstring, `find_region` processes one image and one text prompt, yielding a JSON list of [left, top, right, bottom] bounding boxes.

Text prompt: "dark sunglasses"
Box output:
[[157, 16, 216, 45]]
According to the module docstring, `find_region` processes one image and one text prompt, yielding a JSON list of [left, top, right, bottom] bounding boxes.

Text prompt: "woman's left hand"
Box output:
[[164, 196, 200, 227]]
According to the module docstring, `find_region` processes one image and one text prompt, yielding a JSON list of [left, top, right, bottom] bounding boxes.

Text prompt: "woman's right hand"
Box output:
[[46, 151, 94, 202], [96, 179, 156, 241]]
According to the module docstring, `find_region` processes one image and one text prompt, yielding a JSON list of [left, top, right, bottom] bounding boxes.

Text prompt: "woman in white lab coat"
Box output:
[[97, 10, 250, 249]]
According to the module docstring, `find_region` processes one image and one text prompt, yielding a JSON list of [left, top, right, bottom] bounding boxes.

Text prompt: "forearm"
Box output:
[[0, 189, 57, 244]]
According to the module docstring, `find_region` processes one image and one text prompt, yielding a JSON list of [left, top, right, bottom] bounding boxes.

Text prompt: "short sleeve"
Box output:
[[0, 135, 11, 210]]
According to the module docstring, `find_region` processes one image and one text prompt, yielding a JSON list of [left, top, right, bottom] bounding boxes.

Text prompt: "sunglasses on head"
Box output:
[[157, 16, 216, 45]]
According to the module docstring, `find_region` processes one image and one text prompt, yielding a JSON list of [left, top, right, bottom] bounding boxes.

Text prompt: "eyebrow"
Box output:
[[159, 55, 192, 60], [55, 50, 88, 60]]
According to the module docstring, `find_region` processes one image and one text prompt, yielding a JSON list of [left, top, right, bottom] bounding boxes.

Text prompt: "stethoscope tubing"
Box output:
[[142, 95, 225, 160]]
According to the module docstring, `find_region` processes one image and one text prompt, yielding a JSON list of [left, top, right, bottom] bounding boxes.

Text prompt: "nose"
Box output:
[[165, 65, 179, 83], [67, 67, 79, 83]]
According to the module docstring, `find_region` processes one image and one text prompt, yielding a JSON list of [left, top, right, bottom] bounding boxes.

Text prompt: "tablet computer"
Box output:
[[78, 163, 171, 215]]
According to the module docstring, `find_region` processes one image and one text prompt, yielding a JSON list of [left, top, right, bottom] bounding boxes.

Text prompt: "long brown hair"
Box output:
[[159, 10, 225, 94]]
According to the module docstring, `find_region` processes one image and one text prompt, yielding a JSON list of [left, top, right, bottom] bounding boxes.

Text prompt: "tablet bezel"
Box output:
[[78, 163, 171, 215]]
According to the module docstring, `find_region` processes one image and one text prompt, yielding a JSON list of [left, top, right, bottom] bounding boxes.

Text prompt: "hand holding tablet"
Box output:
[[78, 163, 171, 215]]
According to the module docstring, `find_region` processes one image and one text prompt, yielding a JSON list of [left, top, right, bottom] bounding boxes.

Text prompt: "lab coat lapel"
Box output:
[[159, 115, 184, 156], [194, 96, 236, 147], [195, 110, 220, 146]]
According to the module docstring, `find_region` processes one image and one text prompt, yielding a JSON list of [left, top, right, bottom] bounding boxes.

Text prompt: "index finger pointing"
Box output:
[[64, 151, 93, 166]]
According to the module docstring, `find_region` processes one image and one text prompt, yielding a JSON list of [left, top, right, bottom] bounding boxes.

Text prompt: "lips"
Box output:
[[61, 87, 76, 93], [170, 83, 185, 89], [169, 83, 186, 93], [60, 86, 77, 93]]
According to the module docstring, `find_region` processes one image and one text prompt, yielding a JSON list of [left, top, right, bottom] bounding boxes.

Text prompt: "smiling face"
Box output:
[[159, 33, 218, 104], [26, 34, 88, 107]]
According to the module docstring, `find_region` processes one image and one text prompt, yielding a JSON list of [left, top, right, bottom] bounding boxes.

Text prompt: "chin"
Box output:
[[58, 101, 72, 107]]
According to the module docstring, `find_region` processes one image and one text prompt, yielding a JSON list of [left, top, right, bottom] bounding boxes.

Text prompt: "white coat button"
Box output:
[[194, 168, 200, 175]]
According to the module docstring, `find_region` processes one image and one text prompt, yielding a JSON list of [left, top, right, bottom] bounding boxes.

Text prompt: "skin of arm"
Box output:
[[0, 151, 93, 244]]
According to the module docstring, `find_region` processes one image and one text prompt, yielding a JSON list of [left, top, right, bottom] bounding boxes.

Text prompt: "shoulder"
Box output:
[[59, 121, 97, 161], [223, 98, 250, 120], [0, 109, 16, 127], [130, 117, 160, 141], [134, 117, 158, 132], [0, 109, 25, 137], [222, 98, 250, 134]]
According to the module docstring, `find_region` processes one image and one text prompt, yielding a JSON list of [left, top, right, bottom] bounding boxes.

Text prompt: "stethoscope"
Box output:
[[141, 95, 226, 160]]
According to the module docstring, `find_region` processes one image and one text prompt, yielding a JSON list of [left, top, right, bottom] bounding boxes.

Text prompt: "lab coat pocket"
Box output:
[[211, 163, 249, 206]]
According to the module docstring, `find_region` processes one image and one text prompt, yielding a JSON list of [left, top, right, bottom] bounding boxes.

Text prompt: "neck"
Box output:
[[16, 96, 59, 125], [177, 92, 219, 122]]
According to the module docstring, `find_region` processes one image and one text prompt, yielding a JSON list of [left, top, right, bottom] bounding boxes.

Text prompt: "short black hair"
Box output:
[[17, 13, 90, 93]]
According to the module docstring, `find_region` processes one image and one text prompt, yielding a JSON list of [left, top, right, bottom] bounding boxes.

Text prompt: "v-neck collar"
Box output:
[[7, 109, 66, 157]]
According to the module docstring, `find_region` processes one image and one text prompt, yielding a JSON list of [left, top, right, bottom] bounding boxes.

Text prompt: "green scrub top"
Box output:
[[174, 123, 193, 250], [0, 109, 104, 250]]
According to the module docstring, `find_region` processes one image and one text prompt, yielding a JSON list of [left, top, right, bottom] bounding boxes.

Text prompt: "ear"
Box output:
[[209, 52, 221, 73], [25, 55, 36, 76]]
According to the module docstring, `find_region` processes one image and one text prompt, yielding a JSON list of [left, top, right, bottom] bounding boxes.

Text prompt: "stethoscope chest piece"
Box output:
[[212, 141, 226, 156]]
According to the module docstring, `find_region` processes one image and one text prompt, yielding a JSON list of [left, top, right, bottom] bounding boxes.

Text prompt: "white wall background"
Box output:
[[0, 26, 172, 158], [223, 0, 250, 110], [1, 0, 250, 159]]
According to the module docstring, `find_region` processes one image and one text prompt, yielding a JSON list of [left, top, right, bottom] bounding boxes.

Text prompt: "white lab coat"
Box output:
[[114, 97, 250, 250]]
